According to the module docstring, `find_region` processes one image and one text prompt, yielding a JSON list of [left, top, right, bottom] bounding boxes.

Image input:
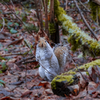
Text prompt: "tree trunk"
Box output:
[[45, 0, 49, 35], [49, 0, 60, 43]]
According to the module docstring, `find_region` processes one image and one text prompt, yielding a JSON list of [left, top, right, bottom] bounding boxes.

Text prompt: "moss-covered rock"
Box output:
[[51, 74, 78, 96], [51, 59, 100, 96], [51, 75, 74, 90]]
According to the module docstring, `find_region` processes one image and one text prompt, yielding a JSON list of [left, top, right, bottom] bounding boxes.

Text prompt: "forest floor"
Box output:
[[0, 1, 100, 100]]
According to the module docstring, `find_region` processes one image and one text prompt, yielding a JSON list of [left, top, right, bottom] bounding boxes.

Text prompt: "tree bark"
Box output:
[[50, 0, 60, 43], [45, 0, 49, 36]]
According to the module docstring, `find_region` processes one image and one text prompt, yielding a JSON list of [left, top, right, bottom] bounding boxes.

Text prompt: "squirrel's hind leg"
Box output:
[[39, 66, 46, 79], [39, 65, 49, 81], [45, 69, 57, 81]]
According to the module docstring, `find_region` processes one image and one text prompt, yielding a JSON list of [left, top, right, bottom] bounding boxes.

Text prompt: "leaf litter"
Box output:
[[0, 1, 100, 100]]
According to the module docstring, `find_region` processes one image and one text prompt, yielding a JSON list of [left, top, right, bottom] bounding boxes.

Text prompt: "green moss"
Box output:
[[62, 70, 76, 75], [49, 23, 56, 34], [54, 0, 100, 56], [86, 72, 89, 76], [78, 59, 100, 70], [51, 59, 100, 90], [62, 28, 68, 35], [62, 59, 100, 76], [54, 0, 66, 18], [51, 75, 74, 89], [89, 0, 100, 21]]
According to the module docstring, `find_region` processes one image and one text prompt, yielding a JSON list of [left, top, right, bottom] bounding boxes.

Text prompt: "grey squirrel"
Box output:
[[35, 35, 68, 81]]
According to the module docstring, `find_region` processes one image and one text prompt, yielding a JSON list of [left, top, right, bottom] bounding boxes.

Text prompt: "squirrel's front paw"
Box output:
[[39, 66, 46, 79], [40, 56, 45, 60]]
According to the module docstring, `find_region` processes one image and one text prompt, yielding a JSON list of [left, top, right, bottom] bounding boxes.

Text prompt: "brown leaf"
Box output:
[[0, 87, 14, 97], [0, 97, 14, 100], [88, 66, 100, 83], [21, 90, 32, 98], [88, 81, 98, 95], [45, 89, 53, 95], [38, 81, 50, 88], [9, 81, 24, 85], [8, 38, 23, 46]]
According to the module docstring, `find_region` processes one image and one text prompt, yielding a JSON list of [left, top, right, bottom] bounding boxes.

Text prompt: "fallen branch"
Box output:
[[16, 56, 35, 64], [79, 0, 90, 4], [74, 0, 98, 40], [0, 51, 30, 57], [22, 60, 36, 64], [79, 0, 90, 12]]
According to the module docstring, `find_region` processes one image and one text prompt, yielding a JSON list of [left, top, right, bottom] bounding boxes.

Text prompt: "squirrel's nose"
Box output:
[[42, 43, 43, 47]]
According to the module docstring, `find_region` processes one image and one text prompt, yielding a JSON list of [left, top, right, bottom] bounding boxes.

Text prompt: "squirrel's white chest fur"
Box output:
[[38, 48, 46, 61], [36, 42, 60, 81]]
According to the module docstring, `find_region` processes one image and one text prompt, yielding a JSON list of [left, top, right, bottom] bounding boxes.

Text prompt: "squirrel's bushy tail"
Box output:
[[54, 46, 68, 73]]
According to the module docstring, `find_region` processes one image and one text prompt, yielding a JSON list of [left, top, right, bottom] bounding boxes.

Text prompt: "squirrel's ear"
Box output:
[[44, 34, 49, 41], [38, 35, 40, 40], [34, 34, 40, 42]]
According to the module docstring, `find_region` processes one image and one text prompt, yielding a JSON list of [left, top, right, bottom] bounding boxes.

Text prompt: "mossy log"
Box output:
[[89, 0, 100, 21], [93, 0, 100, 5], [51, 59, 100, 96], [54, 0, 100, 57]]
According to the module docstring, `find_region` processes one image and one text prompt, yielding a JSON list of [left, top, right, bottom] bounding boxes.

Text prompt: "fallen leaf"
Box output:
[[21, 90, 32, 98], [45, 89, 53, 95], [38, 81, 50, 88], [8, 38, 23, 46]]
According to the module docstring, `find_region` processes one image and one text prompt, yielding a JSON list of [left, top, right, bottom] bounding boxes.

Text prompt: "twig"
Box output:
[[22, 60, 36, 64], [0, 52, 30, 57], [16, 56, 35, 64], [43, 0, 46, 12], [65, 0, 68, 10], [10, 0, 15, 11], [78, 0, 90, 12], [70, 56, 88, 82], [95, 28, 100, 32], [79, 0, 90, 4], [74, 0, 98, 41], [24, 39, 33, 53], [0, 17, 5, 33], [25, 64, 28, 89], [34, 0, 39, 20]]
